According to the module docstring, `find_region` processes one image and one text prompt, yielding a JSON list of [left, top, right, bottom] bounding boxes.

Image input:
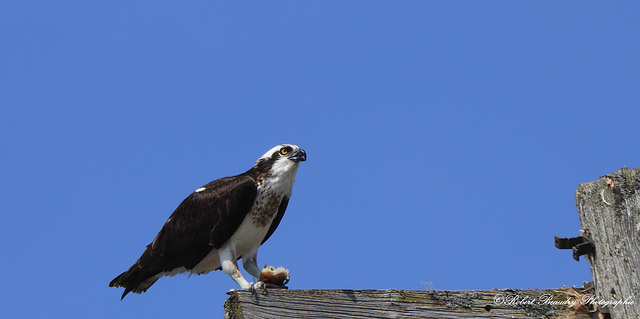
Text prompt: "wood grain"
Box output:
[[575, 167, 640, 318], [225, 288, 593, 318]]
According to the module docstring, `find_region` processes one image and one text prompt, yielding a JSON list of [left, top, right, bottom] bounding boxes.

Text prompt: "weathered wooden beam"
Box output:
[[224, 287, 593, 318], [574, 167, 640, 317]]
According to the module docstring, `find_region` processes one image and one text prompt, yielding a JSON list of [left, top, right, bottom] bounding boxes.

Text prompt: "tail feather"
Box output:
[[110, 264, 160, 300]]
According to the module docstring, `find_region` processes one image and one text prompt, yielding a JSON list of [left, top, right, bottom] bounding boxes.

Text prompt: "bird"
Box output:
[[109, 144, 306, 299]]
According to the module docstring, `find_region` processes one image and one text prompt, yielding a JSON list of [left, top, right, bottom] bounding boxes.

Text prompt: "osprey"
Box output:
[[109, 144, 306, 299]]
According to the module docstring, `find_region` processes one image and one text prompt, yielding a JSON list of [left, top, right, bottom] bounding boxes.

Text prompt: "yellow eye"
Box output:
[[280, 148, 289, 155]]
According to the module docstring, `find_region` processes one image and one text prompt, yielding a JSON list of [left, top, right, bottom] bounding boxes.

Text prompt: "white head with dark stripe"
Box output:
[[254, 144, 306, 184]]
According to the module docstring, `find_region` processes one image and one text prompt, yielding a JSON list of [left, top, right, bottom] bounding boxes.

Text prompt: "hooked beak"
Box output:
[[289, 149, 307, 162]]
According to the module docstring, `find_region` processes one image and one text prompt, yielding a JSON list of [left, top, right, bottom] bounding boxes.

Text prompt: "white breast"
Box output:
[[230, 174, 294, 254]]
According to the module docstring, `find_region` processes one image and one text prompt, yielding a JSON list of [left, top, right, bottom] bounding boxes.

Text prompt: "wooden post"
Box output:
[[224, 287, 593, 318], [574, 167, 640, 317]]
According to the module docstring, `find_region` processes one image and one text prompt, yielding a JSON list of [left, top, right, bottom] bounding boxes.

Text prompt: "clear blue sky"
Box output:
[[1, 2, 638, 318]]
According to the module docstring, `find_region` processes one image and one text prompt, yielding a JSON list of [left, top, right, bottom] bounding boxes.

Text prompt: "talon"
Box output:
[[251, 281, 267, 294]]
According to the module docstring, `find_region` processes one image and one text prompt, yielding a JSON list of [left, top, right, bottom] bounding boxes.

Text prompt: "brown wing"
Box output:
[[142, 175, 258, 269], [110, 174, 257, 299]]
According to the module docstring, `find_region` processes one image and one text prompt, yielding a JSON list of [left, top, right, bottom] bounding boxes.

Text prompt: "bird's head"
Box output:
[[258, 144, 306, 163], [255, 144, 306, 176]]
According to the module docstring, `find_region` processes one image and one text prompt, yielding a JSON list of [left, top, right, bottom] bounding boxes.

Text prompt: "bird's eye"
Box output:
[[280, 147, 289, 155]]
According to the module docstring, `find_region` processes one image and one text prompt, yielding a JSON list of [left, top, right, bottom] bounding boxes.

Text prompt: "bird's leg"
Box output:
[[218, 244, 251, 290], [242, 249, 263, 280], [242, 250, 267, 294]]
